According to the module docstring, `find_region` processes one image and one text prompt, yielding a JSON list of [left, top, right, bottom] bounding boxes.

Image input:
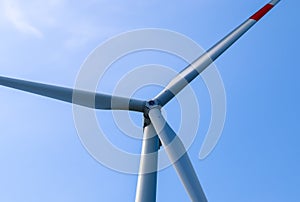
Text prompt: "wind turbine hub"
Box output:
[[144, 100, 161, 116]]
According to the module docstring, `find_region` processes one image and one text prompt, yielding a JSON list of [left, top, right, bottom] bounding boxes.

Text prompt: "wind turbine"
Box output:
[[0, 1, 280, 201]]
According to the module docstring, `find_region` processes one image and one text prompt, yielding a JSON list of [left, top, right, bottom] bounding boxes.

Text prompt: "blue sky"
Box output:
[[0, 0, 299, 201]]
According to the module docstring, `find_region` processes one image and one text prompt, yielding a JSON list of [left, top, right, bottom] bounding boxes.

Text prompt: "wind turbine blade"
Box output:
[[148, 108, 207, 202], [135, 118, 160, 202], [0, 76, 145, 112], [154, 0, 281, 106]]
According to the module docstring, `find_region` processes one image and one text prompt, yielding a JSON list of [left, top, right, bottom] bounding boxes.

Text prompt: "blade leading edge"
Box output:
[[148, 107, 207, 202], [154, 0, 281, 106], [0, 75, 145, 112]]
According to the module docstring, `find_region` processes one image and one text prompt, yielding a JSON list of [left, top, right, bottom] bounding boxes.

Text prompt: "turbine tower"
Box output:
[[0, 1, 280, 201]]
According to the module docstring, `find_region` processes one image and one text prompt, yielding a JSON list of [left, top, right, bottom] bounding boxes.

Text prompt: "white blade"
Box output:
[[148, 107, 207, 202], [154, 0, 281, 106], [0, 75, 145, 112]]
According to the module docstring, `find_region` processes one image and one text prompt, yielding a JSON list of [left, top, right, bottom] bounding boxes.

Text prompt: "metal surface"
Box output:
[[148, 107, 207, 202], [0, 75, 145, 112], [135, 118, 160, 202]]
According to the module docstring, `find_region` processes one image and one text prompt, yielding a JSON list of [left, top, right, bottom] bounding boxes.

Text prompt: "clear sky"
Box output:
[[0, 0, 299, 201]]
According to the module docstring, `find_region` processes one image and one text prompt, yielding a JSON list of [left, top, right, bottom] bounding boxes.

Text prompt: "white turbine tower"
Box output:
[[0, 1, 280, 201]]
